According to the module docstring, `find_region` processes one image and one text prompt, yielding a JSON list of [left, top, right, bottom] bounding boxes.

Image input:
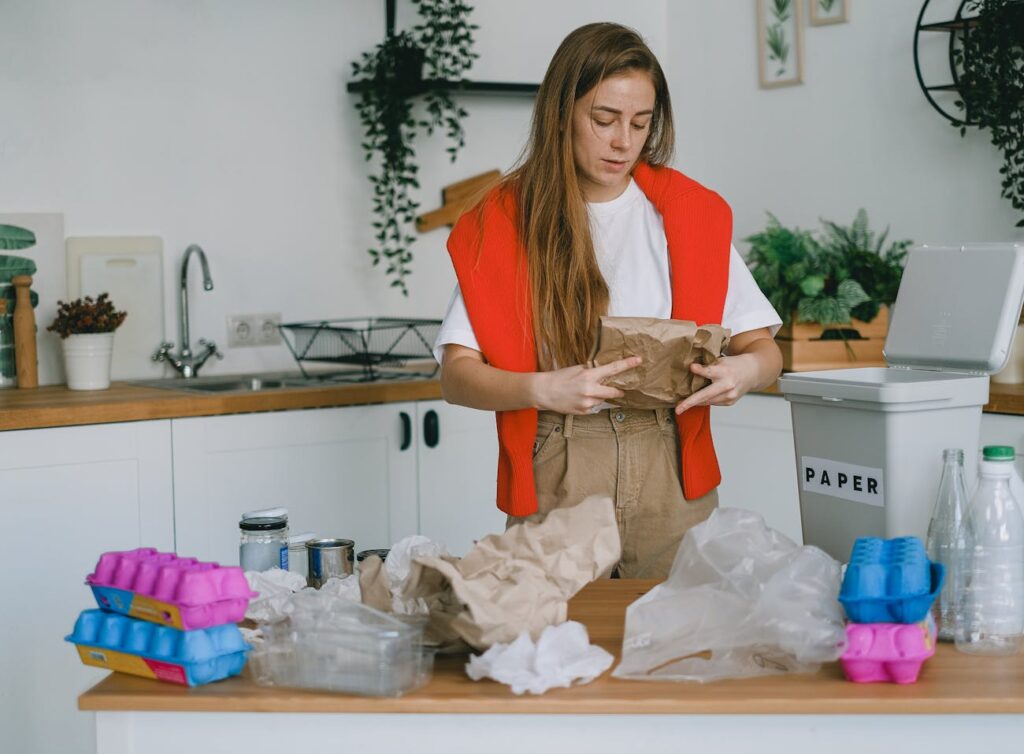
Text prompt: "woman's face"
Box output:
[[571, 70, 656, 203]]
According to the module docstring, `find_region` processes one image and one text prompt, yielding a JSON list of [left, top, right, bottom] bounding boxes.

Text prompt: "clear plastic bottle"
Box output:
[[925, 448, 971, 641], [955, 445, 1024, 655]]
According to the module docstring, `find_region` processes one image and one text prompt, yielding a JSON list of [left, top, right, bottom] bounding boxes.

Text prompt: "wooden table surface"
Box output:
[[78, 579, 1024, 716]]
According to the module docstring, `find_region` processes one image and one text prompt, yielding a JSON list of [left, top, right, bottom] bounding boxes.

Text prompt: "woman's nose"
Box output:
[[610, 124, 631, 150]]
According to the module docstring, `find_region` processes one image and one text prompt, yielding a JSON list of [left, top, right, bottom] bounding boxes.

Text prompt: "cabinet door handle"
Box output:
[[423, 409, 440, 448], [399, 411, 412, 451]]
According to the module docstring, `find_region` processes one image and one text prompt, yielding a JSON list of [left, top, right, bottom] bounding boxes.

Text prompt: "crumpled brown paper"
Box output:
[[360, 496, 621, 651], [588, 316, 731, 409]]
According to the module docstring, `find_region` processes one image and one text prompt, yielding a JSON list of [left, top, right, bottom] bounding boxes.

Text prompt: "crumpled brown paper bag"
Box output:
[[360, 496, 621, 651], [588, 316, 731, 409]]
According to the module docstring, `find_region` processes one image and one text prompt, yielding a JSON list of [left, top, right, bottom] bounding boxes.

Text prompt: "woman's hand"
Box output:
[[675, 354, 760, 413], [533, 356, 642, 415], [674, 329, 783, 415]]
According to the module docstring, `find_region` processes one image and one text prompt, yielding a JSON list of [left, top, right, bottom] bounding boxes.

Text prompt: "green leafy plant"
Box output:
[[951, 0, 1024, 227], [47, 293, 127, 339], [745, 210, 910, 331], [0, 224, 36, 250], [819, 209, 911, 322], [351, 0, 478, 295], [819, 0, 838, 12]]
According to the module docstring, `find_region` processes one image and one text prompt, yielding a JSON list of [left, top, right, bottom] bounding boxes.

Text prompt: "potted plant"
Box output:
[[952, 0, 1024, 227], [47, 293, 127, 390], [351, 0, 479, 295], [745, 209, 910, 371]]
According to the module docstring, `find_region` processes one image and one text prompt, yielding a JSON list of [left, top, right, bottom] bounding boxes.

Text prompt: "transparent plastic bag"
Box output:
[[613, 508, 846, 683]]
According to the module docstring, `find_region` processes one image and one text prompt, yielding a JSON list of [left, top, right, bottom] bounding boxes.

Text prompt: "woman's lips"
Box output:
[[602, 159, 628, 171]]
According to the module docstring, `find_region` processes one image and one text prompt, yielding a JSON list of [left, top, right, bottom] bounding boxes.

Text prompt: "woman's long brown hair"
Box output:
[[504, 22, 674, 370]]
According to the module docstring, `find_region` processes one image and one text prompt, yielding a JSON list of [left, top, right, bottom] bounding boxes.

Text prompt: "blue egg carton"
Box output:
[[839, 537, 945, 624], [66, 609, 249, 687]]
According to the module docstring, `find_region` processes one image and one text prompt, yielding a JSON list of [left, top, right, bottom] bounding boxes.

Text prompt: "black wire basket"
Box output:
[[279, 317, 442, 382]]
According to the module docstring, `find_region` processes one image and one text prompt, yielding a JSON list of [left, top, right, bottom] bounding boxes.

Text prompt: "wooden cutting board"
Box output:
[[66, 236, 166, 379]]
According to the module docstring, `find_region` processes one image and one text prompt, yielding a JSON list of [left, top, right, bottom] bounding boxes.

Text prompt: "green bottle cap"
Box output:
[[983, 445, 1015, 461]]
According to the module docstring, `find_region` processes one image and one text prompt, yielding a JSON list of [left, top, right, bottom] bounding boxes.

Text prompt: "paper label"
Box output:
[[800, 456, 884, 507], [76, 645, 188, 684]]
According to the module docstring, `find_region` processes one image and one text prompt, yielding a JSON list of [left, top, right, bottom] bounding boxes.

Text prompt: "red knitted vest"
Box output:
[[447, 163, 732, 516]]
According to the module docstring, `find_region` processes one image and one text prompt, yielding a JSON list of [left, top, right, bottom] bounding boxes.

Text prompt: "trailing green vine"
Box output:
[[952, 0, 1024, 227], [351, 0, 478, 296]]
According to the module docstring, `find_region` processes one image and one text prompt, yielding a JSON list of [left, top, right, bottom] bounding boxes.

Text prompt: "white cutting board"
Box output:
[[66, 236, 165, 379]]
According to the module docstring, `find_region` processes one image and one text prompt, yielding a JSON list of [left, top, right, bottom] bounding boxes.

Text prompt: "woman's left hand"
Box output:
[[675, 355, 760, 413], [674, 329, 783, 415]]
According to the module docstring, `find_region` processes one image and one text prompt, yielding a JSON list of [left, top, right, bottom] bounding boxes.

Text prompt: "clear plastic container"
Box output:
[[955, 445, 1024, 655], [925, 448, 971, 641], [247, 590, 432, 697]]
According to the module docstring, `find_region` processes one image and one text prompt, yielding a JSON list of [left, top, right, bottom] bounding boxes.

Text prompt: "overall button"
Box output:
[[614, 411, 625, 423]]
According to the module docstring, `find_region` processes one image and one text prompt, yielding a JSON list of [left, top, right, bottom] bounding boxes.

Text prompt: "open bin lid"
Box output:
[[778, 243, 1024, 406], [884, 243, 1024, 373]]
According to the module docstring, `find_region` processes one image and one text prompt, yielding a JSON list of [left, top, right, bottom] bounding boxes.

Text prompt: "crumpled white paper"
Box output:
[[465, 620, 614, 695], [384, 534, 448, 616], [245, 568, 359, 623]]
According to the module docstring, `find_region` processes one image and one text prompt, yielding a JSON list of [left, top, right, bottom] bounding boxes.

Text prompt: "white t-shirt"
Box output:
[[433, 178, 781, 364]]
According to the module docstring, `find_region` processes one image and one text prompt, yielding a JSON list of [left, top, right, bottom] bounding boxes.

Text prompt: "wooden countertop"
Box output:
[[0, 377, 443, 431], [4, 376, 1024, 433], [79, 579, 1024, 715]]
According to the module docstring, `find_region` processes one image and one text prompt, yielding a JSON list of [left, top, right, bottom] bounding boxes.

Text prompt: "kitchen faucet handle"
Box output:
[[152, 341, 175, 362], [198, 338, 224, 360]]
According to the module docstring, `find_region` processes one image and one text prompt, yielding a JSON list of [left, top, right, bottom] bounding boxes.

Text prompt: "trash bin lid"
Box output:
[[884, 243, 1024, 374]]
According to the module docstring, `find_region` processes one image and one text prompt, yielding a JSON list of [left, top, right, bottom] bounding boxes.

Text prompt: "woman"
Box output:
[[434, 22, 783, 579]]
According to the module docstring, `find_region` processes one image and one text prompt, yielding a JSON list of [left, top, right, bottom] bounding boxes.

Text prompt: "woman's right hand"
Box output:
[[532, 356, 642, 415]]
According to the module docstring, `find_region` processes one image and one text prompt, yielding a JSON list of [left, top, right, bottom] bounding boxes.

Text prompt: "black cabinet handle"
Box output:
[[423, 409, 440, 448], [399, 411, 412, 451]]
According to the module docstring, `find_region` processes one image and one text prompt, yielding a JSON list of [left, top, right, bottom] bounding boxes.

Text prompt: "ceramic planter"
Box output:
[[63, 332, 114, 390]]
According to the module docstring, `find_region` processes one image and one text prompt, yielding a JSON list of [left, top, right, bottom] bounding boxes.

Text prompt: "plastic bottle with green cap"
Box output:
[[956, 445, 1024, 655]]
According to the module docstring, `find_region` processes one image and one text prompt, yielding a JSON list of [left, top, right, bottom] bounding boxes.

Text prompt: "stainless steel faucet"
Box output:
[[152, 244, 223, 378]]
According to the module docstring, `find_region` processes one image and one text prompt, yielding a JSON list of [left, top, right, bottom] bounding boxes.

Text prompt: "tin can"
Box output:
[[356, 548, 391, 565], [306, 538, 354, 587]]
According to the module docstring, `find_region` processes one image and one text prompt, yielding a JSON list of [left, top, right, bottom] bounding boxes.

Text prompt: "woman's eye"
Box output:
[[594, 119, 614, 127], [632, 122, 650, 131]]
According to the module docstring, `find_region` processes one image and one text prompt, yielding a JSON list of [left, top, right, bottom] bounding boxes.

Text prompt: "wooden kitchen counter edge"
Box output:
[[5, 379, 1024, 432], [0, 379, 445, 431], [79, 580, 1024, 716]]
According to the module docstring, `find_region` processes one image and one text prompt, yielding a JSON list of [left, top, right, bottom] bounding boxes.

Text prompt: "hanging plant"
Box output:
[[951, 0, 1024, 227], [351, 0, 478, 295]]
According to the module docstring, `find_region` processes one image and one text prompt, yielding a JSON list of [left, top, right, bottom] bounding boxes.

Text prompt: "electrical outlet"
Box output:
[[226, 313, 282, 348]]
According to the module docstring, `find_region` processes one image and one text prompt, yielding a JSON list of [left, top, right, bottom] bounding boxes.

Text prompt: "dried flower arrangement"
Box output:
[[47, 293, 127, 339]]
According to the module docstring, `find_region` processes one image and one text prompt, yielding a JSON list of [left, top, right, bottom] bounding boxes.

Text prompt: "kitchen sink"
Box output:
[[127, 372, 317, 394], [127, 368, 436, 394]]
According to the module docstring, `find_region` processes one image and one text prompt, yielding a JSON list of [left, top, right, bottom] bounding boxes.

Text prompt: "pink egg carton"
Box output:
[[840, 616, 936, 684], [87, 548, 257, 631]]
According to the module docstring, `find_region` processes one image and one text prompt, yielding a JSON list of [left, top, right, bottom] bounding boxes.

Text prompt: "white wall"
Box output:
[[1, 1, 1019, 381], [0, 0, 667, 378], [666, 0, 1021, 249]]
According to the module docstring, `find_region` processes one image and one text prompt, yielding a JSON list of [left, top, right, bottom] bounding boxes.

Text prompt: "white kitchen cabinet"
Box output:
[[712, 394, 803, 543], [171, 403, 420, 566], [416, 399, 503, 555], [0, 420, 174, 754]]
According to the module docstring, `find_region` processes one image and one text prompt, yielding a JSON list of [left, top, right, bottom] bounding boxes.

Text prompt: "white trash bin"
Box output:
[[779, 243, 1024, 562]]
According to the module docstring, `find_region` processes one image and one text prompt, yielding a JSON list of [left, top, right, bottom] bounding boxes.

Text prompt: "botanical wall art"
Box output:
[[757, 0, 804, 88], [809, 0, 848, 26]]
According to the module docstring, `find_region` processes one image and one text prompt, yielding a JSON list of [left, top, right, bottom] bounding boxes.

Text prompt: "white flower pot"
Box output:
[[63, 332, 115, 390]]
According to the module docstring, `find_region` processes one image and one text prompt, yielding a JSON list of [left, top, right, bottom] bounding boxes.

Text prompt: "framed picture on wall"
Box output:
[[757, 0, 804, 89], [809, 0, 848, 26]]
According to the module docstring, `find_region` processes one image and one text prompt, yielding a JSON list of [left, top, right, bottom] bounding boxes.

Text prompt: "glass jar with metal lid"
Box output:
[[239, 515, 289, 572]]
